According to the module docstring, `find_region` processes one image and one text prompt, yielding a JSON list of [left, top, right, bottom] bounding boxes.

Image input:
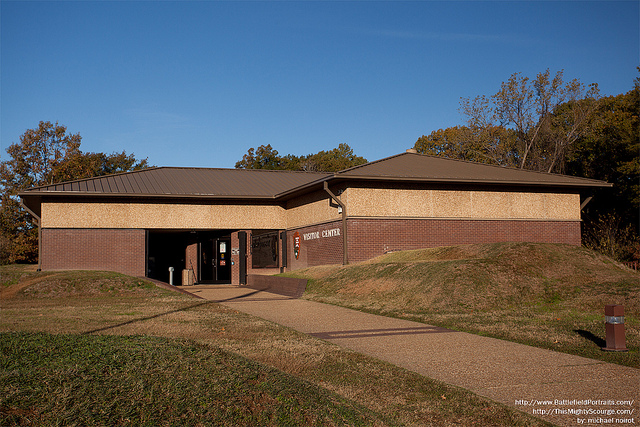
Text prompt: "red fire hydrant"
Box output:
[[603, 305, 628, 352]]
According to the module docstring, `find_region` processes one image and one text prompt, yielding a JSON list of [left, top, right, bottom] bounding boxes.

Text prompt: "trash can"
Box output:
[[182, 269, 195, 286]]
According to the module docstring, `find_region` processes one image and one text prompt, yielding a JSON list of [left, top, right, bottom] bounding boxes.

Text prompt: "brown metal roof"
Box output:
[[333, 152, 612, 188], [22, 167, 331, 198], [19, 152, 611, 218]]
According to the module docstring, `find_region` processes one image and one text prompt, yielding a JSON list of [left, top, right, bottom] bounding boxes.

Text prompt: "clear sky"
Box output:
[[2, 1, 638, 169]]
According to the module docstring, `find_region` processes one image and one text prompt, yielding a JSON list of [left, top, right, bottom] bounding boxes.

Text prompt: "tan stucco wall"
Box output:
[[345, 188, 580, 220], [41, 202, 286, 229], [285, 190, 342, 229], [41, 187, 581, 230]]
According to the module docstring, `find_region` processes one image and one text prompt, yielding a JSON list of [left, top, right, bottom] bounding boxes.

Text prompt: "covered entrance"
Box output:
[[147, 230, 239, 286]]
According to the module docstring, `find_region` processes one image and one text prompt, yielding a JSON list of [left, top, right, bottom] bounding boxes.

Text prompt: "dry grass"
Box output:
[[287, 242, 639, 368], [1, 265, 550, 427]]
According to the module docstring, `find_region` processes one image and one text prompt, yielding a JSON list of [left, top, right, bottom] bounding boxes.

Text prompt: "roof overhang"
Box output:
[[274, 173, 612, 201], [18, 152, 613, 219]]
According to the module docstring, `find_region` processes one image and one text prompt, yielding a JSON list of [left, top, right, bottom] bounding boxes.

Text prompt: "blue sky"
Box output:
[[2, 1, 638, 169]]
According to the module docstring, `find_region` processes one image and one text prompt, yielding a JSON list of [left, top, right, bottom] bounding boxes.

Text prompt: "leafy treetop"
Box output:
[[235, 143, 367, 172], [0, 121, 150, 264]]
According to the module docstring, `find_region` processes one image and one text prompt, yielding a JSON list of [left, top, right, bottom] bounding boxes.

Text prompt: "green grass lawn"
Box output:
[[1, 264, 551, 427], [1, 332, 384, 426]]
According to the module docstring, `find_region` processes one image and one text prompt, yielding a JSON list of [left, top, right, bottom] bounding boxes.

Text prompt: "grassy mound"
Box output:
[[0, 332, 384, 426], [286, 243, 639, 367], [1, 268, 165, 300], [300, 242, 638, 312], [21, 271, 158, 298]]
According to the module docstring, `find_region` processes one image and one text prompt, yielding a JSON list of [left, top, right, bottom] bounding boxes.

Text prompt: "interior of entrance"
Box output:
[[147, 230, 233, 285]]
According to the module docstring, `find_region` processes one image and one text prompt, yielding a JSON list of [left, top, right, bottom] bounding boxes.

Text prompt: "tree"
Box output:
[[2, 121, 83, 189], [234, 144, 286, 170], [236, 143, 367, 172], [565, 83, 639, 261], [527, 77, 599, 174], [0, 121, 150, 263], [300, 143, 368, 172], [53, 151, 151, 183], [0, 121, 81, 263], [460, 69, 600, 173], [414, 125, 518, 167], [414, 69, 638, 261]]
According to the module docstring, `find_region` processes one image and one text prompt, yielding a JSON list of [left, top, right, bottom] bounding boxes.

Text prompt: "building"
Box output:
[[19, 151, 610, 285]]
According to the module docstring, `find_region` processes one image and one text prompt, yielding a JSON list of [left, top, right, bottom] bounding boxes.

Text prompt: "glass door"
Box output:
[[199, 239, 215, 282], [215, 238, 231, 282]]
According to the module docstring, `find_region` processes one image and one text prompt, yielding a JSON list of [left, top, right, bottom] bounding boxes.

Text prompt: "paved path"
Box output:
[[185, 285, 639, 427]]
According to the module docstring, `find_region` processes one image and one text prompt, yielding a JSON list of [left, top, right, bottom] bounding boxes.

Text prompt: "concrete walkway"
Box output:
[[185, 285, 639, 427]]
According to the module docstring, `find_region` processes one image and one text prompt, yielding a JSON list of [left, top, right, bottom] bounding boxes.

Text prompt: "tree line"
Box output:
[[234, 142, 368, 172], [413, 69, 638, 262], [0, 121, 149, 263], [1, 69, 638, 264]]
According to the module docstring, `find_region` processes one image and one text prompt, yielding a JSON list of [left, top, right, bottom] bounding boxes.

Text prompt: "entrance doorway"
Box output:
[[147, 230, 189, 286], [198, 236, 231, 283], [147, 230, 235, 286]]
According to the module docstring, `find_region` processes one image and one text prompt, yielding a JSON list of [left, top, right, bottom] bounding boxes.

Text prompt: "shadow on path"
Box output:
[[311, 325, 457, 340]]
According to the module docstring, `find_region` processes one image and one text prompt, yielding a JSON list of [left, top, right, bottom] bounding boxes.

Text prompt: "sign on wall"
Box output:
[[293, 231, 301, 260], [292, 227, 340, 262], [302, 228, 340, 241]]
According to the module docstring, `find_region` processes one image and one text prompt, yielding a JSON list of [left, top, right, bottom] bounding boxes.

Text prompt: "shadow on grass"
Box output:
[[574, 329, 606, 348], [84, 289, 264, 335]]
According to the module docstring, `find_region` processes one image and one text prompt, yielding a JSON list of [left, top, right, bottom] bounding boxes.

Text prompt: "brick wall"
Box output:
[[41, 228, 146, 277], [40, 219, 581, 277], [287, 221, 344, 270], [185, 242, 198, 286], [231, 232, 241, 285], [243, 275, 307, 298], [286, 218, 580, 269], [347, 218, 581, 263]]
